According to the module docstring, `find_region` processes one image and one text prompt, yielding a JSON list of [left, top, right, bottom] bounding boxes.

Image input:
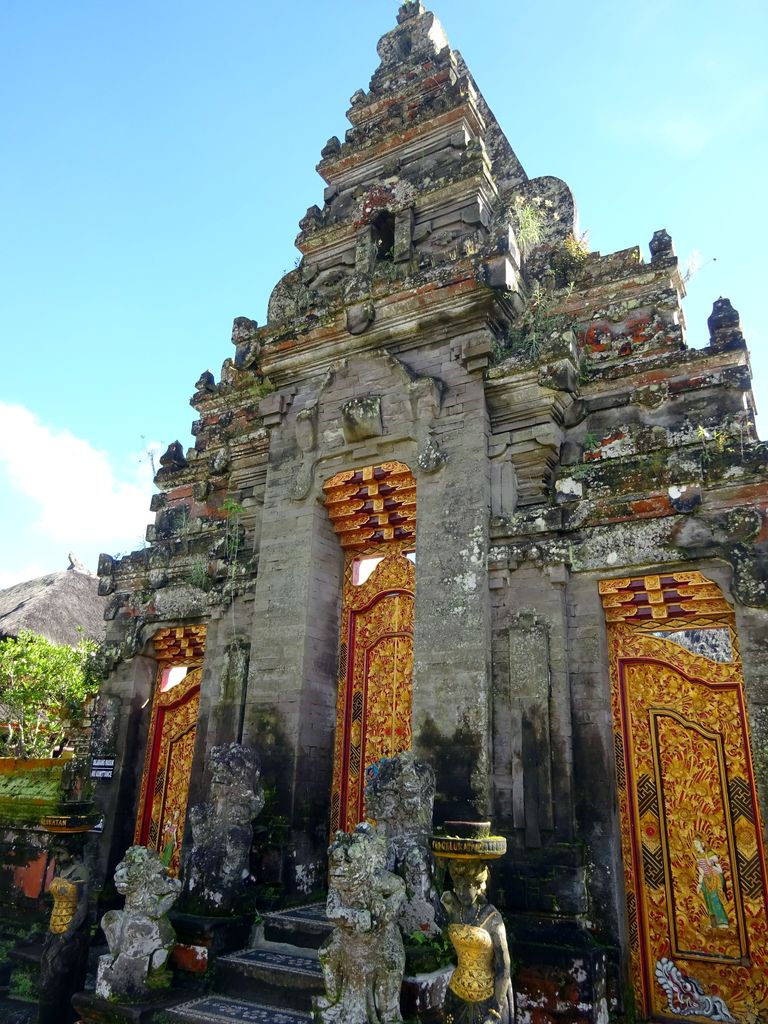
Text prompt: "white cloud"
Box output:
[[0, 402, 158, 566]]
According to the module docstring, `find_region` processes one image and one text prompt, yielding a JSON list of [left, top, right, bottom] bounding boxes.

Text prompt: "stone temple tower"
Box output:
[[93, 5, 768, 1021]]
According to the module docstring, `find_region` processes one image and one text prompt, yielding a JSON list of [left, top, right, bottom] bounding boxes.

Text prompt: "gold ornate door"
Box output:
[[601, 574, 768, 1023], [135, 626, 206, 876], [330, 551, 415, 833], [323, 462, 417, 834]]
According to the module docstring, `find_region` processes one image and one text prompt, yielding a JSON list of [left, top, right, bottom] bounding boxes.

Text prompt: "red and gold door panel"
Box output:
[[331, 551, 415, 833], [135, 626, 206, 876], [323, 462, 417, 835], [601, 574, 768, 1023]]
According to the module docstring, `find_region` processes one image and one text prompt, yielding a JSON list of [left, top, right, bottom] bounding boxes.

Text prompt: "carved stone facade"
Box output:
[[90, 5, 768, 1023]]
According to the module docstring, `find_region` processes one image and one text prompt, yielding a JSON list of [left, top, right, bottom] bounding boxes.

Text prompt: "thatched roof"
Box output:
[[0, 557, 107, 646]]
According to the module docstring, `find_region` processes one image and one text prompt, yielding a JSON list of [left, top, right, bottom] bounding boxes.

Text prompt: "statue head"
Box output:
[[365, 751, 435, 829], [114, 846, 180, 917], [209, 742, 260, 790], [448, 859, 489, 909], [327, 823, 386, 898]]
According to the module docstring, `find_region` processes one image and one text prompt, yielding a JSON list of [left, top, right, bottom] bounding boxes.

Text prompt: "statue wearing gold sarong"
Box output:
[[438, 847, 514, 1024]]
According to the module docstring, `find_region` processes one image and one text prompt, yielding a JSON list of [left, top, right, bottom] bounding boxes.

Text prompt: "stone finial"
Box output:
[[231, 316, 258, 346], [397, 1, 426, 23], [195, 370, 216, 393], [67, 553, 88, 573], [321, 136, 341, 159], [377, 5, 448, 67], [707, 297, 745, 352], [158, 440, 187, 470], [650, 229, 675, 262]]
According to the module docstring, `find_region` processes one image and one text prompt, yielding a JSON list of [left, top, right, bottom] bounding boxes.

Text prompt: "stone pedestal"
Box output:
[[401, 966, 452, 1021], [510, 917, 614, 1024]]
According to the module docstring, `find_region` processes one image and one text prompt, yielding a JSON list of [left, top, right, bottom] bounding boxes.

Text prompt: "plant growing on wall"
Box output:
[[0, 630, 101, 758], [513, 196, 544, 257]]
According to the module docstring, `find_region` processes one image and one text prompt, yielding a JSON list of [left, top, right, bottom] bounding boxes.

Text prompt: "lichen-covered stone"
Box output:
[[96, 846, 180, 1000], [314, 824, 406, 1024], [181, 743, 264, 915], [365, 752, 441, 937]]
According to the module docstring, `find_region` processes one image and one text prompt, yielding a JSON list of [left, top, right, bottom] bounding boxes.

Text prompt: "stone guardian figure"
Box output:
[[181, 743, 264, 914], [365, 750, 441, 937], [95, 846, 181, 1000], [314, 823, 406, 1024]]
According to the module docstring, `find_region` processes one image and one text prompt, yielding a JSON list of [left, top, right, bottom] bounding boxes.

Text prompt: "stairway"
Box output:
[[168, 904, 330, 1024]]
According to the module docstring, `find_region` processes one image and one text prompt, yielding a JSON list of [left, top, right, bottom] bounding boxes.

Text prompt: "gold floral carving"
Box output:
[[603, 573, 768, 1022]]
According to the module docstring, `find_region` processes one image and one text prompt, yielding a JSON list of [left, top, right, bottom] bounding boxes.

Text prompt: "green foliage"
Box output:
[[186, 556, 210, 590], [551, 232, 589, 286], [8, 964, 37, 1001], [513, 197, 544, 256], [0, 630, 102, 758], [404, 929, 455, 974], [250, 376, 275, 401]]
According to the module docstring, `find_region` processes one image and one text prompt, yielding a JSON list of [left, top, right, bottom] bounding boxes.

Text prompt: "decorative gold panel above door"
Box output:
[[601, 573, 768, 1023]]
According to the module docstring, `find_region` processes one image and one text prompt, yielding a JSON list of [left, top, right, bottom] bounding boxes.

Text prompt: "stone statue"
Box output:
[[95, 845, 181, 1000], [314, 823, 406, 1024], [365, 751, 441, 937], [431, 823, 514, 1024], [181, 743, 264, 914], [38, 835, 91, 1024]]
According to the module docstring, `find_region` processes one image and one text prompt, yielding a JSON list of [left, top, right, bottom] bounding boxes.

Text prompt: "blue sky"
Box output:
[[1, 0, 766, 587]]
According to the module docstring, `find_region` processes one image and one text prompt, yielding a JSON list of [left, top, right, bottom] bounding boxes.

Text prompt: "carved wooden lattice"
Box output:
[[600, 573, 768, 1022], [325, 463, 416, 833]]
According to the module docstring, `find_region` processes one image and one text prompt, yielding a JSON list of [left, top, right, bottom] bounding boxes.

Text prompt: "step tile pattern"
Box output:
[[169, 996, 311, 1023]]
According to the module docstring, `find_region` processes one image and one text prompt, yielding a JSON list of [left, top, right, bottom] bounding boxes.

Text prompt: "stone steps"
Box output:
[[262, 904, 332, 950], [214, 946, 323, 1012], [168, 995, 311, 1023], [168, 904, 325, 1022]]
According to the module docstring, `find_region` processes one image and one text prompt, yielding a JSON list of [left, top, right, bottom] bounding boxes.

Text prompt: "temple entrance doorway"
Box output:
[[601, 574, 768, 1022], [323, 462, 416, 833], [134, 625, 206, 876]]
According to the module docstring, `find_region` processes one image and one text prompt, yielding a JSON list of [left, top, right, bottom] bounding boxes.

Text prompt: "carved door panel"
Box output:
[[601, 574, 768, 1023], [331, 552, 415, 833], [135, 666, 201, 877]]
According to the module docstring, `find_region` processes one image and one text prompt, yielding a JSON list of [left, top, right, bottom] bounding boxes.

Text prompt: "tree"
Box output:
[[0, 630, 101, 758]]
